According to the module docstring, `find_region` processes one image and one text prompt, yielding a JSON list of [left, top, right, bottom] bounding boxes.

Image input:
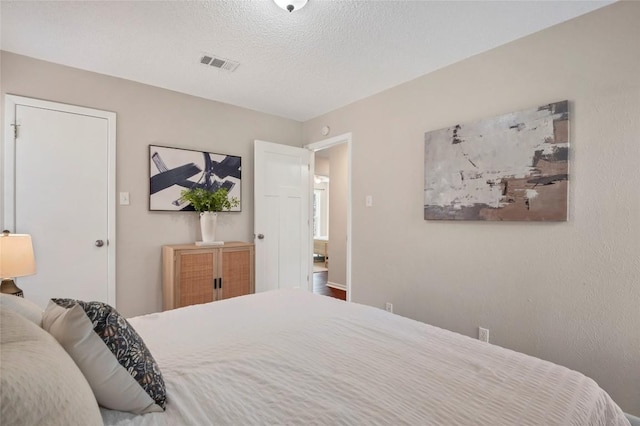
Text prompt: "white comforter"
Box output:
[[102, 289, 628, 426]]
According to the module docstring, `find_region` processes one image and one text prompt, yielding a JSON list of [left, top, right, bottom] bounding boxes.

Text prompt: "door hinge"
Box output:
[[10, 123, 19, 139]]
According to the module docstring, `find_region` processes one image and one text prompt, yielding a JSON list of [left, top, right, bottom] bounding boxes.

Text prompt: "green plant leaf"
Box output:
[[180, 187, 239, 213]]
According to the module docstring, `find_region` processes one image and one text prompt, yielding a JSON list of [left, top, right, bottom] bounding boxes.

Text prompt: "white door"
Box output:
[[3, 96, 116, 309], [254, 140, 311, 293]]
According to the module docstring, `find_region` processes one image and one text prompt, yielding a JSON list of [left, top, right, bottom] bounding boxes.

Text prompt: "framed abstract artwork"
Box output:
[[424, 100, 569, 221], [149, 145, 241, 211]]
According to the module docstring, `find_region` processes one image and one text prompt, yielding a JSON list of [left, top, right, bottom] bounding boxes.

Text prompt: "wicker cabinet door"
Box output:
[[176, 250, 216, 308], [218, 247, 254, 300]]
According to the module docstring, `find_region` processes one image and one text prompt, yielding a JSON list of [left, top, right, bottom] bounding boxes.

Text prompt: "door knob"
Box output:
[[95, 240, 105, 247], [257, 234, 265, 240]]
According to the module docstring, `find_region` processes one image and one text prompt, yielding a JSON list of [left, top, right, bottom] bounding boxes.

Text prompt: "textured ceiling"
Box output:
[[1, 1, 612, 121]]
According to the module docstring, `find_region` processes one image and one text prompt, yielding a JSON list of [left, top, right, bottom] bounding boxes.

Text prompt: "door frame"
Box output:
[[3, 94, 117, 305], [305, 132, 352, 302]]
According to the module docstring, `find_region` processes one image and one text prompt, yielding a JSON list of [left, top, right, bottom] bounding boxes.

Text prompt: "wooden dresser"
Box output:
[[162, 242, 254, 311]]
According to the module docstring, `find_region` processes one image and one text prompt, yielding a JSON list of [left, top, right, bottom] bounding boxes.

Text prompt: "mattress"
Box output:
[[101, 289, 629, 425]]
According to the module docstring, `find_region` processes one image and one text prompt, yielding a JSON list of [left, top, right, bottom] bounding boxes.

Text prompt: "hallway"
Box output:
[[312, 270, 346, 301]]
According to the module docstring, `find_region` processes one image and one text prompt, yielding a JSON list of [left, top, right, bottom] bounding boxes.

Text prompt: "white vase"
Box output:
[[199, 212, 218, 243]]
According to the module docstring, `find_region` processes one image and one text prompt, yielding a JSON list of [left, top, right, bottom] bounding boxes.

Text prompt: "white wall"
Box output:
[[303, 2, 640, 415], [0, 51, 303, 318]]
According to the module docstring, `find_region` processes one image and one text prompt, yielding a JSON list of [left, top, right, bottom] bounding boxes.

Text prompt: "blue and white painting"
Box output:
[[149, 145, 241, 211], [424, 101, 568, 221]]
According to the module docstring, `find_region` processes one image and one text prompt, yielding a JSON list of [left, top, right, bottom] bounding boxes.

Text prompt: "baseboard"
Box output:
[[327, 281, 346, 291]]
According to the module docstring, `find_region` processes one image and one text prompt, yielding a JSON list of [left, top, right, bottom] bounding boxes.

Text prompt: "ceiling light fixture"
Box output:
[[274, 0, 308, 13]]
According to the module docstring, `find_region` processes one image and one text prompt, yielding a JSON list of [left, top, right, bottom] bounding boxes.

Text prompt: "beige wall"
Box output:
[[0, 51, 303, 317], [314, 156, 329, 176], [304, 2, 640, 415]]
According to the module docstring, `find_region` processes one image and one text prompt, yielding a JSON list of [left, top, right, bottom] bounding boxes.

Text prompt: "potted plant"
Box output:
[[180, 188, 239, 243]]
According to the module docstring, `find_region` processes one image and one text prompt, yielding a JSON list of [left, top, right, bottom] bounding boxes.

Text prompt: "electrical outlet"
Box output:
[[385, 302, 393, 313], [478, 327, 489, 343]]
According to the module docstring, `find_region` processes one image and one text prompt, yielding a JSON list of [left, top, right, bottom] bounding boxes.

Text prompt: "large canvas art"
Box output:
[[149, 145, 241, 211], [424, 101, 568, 221]]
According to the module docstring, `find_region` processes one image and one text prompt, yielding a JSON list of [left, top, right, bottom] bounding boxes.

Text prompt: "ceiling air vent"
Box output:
[[200, 54, 240, 72]]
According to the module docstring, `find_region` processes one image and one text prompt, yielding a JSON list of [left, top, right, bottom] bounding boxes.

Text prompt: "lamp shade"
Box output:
[[0, 233, 36, 278]]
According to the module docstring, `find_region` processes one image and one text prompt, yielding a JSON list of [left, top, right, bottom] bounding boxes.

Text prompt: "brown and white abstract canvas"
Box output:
[[424, 101, 568, 221]]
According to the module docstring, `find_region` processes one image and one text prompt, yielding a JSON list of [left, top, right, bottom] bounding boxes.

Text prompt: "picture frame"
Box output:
[[424, 100, 569, 221], [149, 144, 242, 212]]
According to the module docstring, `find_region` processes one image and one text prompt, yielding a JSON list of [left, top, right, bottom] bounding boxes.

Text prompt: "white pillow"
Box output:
[[0, 309, 103, 425], [0, 293, 43, 326], [42, 299, 166, 414]]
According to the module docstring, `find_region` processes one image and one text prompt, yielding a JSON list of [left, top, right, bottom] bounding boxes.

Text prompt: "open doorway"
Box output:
[[306, 133, 352, 302], [312, 170, 329, 273]]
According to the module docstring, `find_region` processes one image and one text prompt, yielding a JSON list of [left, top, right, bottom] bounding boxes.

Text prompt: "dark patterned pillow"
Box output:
[[42, 299, 166, 414]]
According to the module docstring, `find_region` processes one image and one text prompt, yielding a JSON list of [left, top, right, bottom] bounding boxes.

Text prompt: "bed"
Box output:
[[0, 290, 630, 425], [102, 290, 628, 426]]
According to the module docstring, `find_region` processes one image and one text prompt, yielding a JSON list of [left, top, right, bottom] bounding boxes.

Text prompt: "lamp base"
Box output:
[[0, 278, 24, 297]]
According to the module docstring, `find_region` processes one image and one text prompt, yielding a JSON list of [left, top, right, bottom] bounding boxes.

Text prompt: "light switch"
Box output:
[[365, 195, 373, 207], [119, 192, 130, 205]]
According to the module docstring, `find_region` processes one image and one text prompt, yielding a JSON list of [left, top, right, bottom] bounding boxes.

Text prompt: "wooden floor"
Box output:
[[312, 270, 346, 301]]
